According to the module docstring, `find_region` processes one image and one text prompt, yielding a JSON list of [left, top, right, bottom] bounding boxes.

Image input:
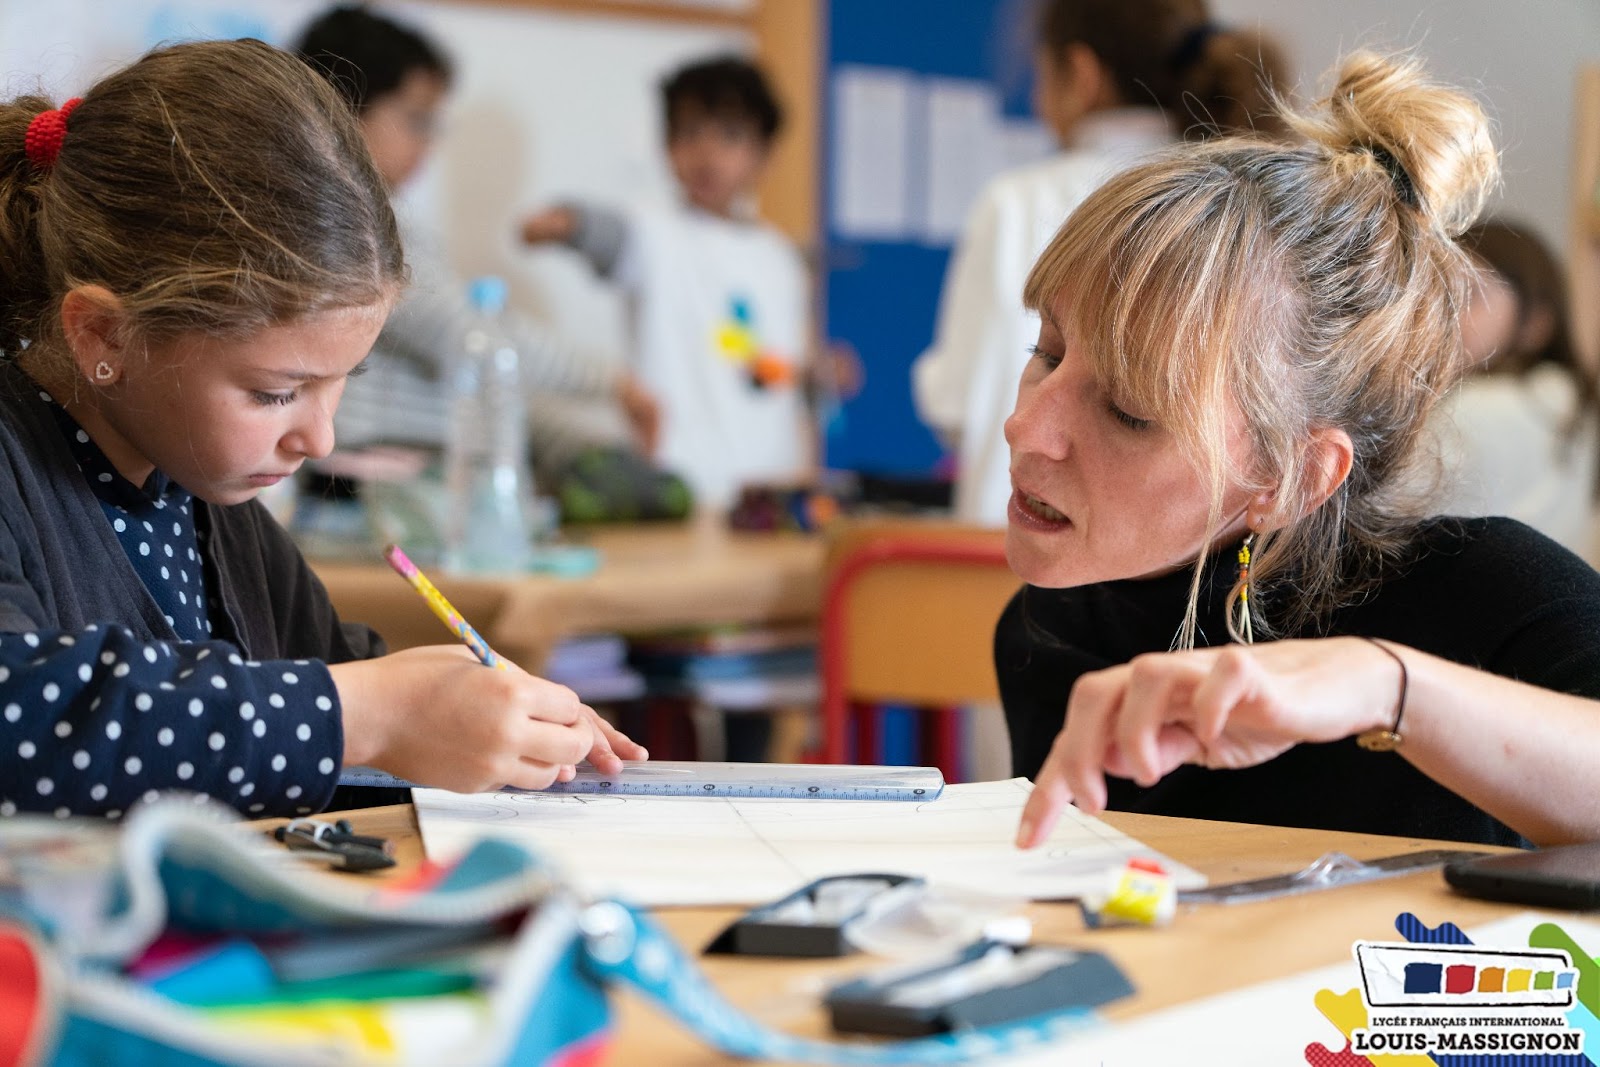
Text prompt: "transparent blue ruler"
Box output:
[[341, 761, 945, 801], [338, 767, 420, 790], [539, 761, 945, 801]]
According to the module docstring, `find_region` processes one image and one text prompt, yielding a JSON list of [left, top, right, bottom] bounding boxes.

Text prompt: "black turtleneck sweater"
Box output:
[[995, 517, 1600, 847]]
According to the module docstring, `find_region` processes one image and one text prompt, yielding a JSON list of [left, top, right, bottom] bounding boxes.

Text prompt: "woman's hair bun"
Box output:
[[1286, 50, 1499, 237]]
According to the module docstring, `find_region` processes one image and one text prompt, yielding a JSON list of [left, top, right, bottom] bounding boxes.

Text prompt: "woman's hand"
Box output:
[[332, 646, 645, 792], [1015, 637, 1403, 848]]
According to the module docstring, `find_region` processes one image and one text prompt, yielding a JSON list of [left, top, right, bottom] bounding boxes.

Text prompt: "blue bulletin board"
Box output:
[[822, 0, 1049, 478]]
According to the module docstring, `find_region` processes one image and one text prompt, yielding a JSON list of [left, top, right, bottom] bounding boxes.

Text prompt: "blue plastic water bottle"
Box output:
[[443, 277, 535, 573]]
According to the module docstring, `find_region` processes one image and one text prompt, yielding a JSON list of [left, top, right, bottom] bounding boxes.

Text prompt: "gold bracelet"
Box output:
[[1356, 636, 1408, 752]]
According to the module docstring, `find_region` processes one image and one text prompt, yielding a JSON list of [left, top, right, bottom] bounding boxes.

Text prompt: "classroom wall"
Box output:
[[0, 0, 750, 368], [821, 0, 1050, 477], [7, 1, 1598, 480], [389, 3, 748, 362], [1211, 0, 1600, 254], [821, 0, 1600, 478]]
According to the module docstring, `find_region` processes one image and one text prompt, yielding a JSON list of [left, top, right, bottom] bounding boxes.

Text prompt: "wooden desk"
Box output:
[[310, 515, 824, 672], [274, 805, 1532, 1065]]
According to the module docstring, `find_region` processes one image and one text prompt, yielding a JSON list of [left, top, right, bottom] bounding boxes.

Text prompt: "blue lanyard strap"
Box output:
[[576, 901, 1099, 1065]]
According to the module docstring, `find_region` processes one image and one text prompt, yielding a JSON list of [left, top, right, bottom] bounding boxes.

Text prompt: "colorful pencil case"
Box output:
[[0, 798, 1115, 1067], [0, 799, 604, 1067]]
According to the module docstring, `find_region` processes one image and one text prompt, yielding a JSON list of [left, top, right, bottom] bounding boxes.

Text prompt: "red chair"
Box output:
[[816, 520, 1019, 780]]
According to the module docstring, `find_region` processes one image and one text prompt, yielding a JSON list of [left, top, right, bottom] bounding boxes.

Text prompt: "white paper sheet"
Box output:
[[414, 778, 1206, 906], [922, 77, 1001, 244], [830, 65, 914, 241]]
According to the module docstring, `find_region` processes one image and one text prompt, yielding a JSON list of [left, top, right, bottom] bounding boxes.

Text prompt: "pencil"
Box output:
[[382, 544, 507, 670]]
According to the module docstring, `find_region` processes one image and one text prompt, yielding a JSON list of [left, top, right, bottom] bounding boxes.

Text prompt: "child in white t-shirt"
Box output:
[[522, 55, 812, 510], [293, 5, 661, 468]]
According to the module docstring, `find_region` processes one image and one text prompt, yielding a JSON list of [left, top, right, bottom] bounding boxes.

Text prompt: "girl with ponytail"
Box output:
[[0, 39, 642, 819]]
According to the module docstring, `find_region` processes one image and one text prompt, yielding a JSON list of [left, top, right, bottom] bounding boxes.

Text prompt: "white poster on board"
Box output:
[[922, 76, 1002, 244], [829, 63, 1051, 247], [830, 64, 915, 242]]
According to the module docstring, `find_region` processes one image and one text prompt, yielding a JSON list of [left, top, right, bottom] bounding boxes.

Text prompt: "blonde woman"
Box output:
[[1001, 53, 1600, 850]]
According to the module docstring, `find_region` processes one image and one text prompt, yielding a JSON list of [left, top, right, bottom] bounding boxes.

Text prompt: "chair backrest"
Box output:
[[818, 518, 1019, 763]]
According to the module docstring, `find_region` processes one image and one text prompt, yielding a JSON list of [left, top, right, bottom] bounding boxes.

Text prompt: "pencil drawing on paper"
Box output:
[[413, 779, 1208, 906]]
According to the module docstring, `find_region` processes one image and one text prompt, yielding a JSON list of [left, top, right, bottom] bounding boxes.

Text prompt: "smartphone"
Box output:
[[1444, 843, 1600, 909]]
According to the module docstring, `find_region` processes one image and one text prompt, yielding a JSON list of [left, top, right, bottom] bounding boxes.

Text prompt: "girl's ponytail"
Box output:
[[0, 96, 58, 355], [0, 39, 403, 376]]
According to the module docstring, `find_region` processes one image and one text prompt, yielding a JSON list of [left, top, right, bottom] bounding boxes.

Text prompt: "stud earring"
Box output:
[[92, 361, 115, 383]]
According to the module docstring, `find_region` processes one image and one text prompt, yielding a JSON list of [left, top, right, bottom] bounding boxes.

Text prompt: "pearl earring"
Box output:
[[92, 361, 115, 383]]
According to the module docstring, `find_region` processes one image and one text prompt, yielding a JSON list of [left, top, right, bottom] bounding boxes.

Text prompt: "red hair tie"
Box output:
[[24, 97, 82, 171]]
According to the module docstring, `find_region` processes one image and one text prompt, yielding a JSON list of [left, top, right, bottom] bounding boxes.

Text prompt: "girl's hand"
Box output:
[[333, 646, 643, 792], [569, 701, 649, 779], [1015, 637, 1404, 848]]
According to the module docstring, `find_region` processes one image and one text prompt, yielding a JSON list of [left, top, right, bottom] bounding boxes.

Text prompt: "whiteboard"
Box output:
[[0, 0, 752, 360]]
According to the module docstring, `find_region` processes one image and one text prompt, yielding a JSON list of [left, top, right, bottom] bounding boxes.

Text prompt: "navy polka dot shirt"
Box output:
[[47, 402, 214, 641], [0, 390, 344, 819]]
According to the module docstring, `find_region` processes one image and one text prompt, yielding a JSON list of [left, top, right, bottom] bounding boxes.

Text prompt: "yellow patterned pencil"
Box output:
[[382, 544, 507, 670]]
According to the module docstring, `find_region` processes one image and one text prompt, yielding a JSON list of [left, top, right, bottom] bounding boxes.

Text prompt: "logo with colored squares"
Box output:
[[714, 295, 794, 391], [1307, 914, 1595, 1063], [1356, 944, 1577, 1008]]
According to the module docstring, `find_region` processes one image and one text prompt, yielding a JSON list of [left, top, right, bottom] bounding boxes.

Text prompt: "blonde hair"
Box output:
[[0, 38, 403, 365], [1022, 51, 1498, 644]]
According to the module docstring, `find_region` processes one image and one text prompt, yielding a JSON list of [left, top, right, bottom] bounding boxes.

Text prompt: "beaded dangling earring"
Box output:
[[1231, 532, 1255, 645]]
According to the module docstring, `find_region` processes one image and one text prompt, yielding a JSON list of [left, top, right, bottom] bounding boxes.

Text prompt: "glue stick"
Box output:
[[1081, 858, 1175, 928]]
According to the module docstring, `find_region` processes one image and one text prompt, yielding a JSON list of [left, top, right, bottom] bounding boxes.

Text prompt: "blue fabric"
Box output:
[[500, 941, 613, 1067], [0, 624, 343, 819], [29, 833, 614, 1067], [50, 1015, 232, 1067]]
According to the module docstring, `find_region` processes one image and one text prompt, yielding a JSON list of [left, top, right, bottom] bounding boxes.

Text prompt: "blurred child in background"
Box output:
[[1433, 219, 1600, 559], [914, 0, 1285, 525], [521, 55, 813, 511], [294, 6, 680, 522]]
